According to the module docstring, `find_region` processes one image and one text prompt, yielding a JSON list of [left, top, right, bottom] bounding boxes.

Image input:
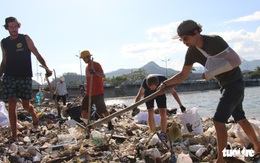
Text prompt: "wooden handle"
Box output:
[[87, 84, 179, 129], [87, 57, 94, 122]]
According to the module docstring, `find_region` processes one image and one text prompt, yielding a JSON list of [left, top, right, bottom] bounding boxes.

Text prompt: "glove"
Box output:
[[180, 106, 186, 113], [131, 107, 140, 117], [89, 69, 96, 74]]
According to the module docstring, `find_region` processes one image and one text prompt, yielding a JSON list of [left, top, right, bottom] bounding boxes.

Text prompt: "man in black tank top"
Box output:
[[0, 17, 52, 142]]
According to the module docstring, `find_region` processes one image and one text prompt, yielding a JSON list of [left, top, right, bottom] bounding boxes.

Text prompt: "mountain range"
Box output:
[[32, 59, 260, 86], [105, 59, 260, 78], [105, 61, 179, 78]]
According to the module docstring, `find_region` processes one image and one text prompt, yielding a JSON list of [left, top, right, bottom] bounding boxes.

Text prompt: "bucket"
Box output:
[[66, 105, 82, 122]]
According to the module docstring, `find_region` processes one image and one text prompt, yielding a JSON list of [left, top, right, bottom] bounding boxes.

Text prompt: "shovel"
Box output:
[[87, 84, 179, 129]]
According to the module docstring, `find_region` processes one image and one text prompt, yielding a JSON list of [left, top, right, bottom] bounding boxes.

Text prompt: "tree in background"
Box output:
[[104, 68, 147, 86], [249, 66, 260, 79]]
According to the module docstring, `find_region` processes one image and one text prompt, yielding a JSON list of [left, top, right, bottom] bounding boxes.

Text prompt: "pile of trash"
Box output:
[[0, 99, 259, 163]]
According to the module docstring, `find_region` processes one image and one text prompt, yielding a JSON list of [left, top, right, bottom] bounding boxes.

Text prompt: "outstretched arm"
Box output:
[[135, 86, 145, 103], [158, 65, 193, 92], [164, 65, 193, 86], [25, 35, 52, 76], [169, 88, 183, 106]]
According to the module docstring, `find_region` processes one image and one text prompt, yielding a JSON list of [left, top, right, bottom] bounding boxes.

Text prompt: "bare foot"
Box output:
[[8, 136, 18, 144], [215, 158, 226, 163], [33, 118, 39, 128]]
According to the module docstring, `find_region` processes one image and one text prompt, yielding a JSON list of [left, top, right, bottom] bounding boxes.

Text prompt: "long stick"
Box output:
[[39, 65, 52, 94], [87, 84, 178, 129], [87, 57, 94, 122], [53, 69, 60, 117], [40, 65, 60, 116]]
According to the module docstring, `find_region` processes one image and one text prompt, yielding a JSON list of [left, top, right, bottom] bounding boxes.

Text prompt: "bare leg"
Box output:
[[102, 111, 110, 117], [22, 100, 38, 124], [159, 108, 167, 133], [148, 108, 155, 132], [237, 119, 260, 153], [8, 97, 18, 141], [81, 110, 88, 119], [100, 111, 113, 130], [214, 120, 227, 163]]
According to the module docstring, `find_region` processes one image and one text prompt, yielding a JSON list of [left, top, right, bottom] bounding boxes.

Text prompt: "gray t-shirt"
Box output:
[[184, 35, 243, 86]]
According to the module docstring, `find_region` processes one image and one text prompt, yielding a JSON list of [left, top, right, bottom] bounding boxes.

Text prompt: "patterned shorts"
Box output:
[[2, 76, 32, 100]]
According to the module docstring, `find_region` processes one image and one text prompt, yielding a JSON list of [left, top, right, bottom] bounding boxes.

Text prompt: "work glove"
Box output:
[[180, 106, 186, 113], [131, 107, 140, 117], [89, 68, 96, 74]]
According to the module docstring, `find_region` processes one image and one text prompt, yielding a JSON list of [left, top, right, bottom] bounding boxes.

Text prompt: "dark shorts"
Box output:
[[145, 94, 167, 109], [2, 76, 32, 100], [81, 94, 107, 115], [213, 78, 246, 123]]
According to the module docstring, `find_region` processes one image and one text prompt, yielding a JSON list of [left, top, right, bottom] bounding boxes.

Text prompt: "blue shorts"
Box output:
[[144, 94, 167, 109], [213, 78, 246, 123], [2, 76, 32, 100]]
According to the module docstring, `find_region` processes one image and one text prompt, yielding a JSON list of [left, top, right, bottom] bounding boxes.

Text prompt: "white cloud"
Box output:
[[224, 11, 260, 23], [213, 28, 260, 60], [122, 19, 260, 71], [145, 22, 180, 41], [121, 21, 187, 70]]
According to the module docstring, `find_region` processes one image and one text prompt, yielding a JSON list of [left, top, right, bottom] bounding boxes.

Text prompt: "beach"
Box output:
[[0, 86, 259, 162]]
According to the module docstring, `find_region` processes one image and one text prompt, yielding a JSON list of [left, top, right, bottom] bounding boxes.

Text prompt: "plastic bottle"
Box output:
[[36, 89, 43, 105], [90, 130, 103, 145]]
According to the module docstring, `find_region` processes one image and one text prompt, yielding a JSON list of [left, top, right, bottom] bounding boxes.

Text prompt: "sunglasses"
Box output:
[[179, 36, 189, 42]]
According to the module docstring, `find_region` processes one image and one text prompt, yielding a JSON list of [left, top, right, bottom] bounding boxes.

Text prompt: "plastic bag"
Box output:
[[0, 101, 10, 127], [228, 119, 260, 146], [176, 152, 192, 163], [177, 107, 203, 135], [134, 111, 161, 125]]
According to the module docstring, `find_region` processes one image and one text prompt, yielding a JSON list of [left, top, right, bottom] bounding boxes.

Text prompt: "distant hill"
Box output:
[[33, 59, 259, 86], [240, 59, 260, 71], [105, 61, 179, 78]]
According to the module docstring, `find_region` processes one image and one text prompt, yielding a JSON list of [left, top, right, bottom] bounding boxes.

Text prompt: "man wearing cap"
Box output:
[[159, 20, 260, 163], [79, 50, 113, 130], [0, 16, 52, 142], [54, 76, 68, 106]]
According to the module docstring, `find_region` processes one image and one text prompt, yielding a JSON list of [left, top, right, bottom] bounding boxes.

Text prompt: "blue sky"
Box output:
[[1, 0, 260, 83]]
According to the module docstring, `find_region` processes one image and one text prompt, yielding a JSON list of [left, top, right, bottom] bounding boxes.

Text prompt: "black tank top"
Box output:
[[1, 34, 32, 77]]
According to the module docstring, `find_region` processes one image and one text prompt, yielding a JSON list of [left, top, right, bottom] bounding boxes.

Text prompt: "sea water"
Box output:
[[105, 86, 260, 120]]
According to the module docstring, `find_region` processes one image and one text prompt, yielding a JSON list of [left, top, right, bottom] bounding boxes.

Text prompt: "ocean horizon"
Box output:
[[105, 86, 260, 121]]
